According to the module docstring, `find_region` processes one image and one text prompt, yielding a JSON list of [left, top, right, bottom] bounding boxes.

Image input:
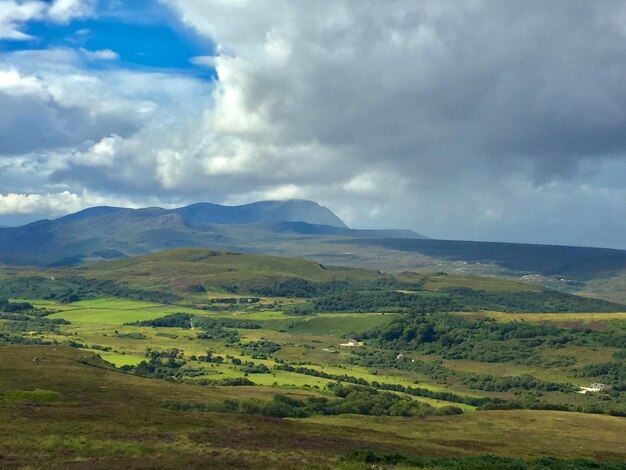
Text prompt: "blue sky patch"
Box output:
[[0, 1, 217, 78]]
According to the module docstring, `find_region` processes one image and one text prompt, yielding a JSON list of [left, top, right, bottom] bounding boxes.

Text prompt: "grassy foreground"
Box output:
[[1, 345, 625, 469]]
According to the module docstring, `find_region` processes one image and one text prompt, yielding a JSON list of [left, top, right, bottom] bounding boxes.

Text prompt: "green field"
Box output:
[[7, 293, 626, 409], [98, 351, 144, 366], [285, 313, 394, 335], [71, 248, 383, 296], [41, 298, 215, 324]]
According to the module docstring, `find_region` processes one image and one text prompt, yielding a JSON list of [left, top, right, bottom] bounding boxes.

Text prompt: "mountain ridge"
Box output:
[[173, 200, 348, 228], [0, 199, 425, 267]]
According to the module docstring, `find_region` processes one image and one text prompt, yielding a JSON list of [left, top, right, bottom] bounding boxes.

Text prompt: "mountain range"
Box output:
[[2, 199, 626, 303], [0, 200, 424, 267]]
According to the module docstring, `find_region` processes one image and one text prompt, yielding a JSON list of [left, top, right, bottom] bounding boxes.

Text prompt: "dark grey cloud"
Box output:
[[0, 91, 138, 154]]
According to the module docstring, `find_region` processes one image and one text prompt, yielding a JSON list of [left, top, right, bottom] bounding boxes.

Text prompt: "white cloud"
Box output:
[[47, 0, 93, 23], [155, 0, 626, 247], [0, 0, 92, 40], [0, 190, 167, 218], [0, 68, 45, 95], [224, 184, 307, 205], [0, 1, 45, 40], [190, 55, 216, 68], [69, 135, 120, 167], [343, 176, 376, 195], [80, 48, 119, 61], [0, 191, 85, 215]]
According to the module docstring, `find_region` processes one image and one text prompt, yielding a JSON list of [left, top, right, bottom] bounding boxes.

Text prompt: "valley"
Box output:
[[1, 249, 625, 468]]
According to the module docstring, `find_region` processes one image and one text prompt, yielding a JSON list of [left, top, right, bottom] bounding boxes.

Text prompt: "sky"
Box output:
[[1, 1, 626, 248]]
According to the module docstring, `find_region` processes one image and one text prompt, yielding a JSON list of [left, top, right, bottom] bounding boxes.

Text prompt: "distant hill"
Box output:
[[346, 238, 626, 280], [3, 248, 623, 313], [0, 200, 426, 267]]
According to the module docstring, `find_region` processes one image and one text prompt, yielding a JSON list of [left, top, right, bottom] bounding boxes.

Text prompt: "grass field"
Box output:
[[285, 313, 393, 335], [397, 272, 544, 293], [15, 297, 495, 410], [98, 351, 144, 366], [48, 307, 169, 325], [42, 298, 250, 325], [441, 358, 579, 385]]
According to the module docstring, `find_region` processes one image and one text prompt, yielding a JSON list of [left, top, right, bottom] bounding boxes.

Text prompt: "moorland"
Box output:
[[1, 248, 625, 468]]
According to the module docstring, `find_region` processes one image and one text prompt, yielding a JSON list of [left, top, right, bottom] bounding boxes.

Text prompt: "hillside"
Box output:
[[1, 346, 624, 469], [75, 248, 383, 294], [348, 238, 626, 280]]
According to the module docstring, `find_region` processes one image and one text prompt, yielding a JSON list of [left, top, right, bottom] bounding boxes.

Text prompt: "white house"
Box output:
[[578, 383, 608, 394]]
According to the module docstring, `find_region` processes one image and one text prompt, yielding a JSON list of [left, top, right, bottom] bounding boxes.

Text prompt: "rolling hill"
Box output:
[[74, 247, 384, 294], [1, 247, 623, 313]]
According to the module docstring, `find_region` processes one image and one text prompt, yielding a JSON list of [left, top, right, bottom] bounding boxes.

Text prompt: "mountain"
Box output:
[[0, 199, 425, 267], [52, 200, 347, 227], [174, 200, 347, 227]]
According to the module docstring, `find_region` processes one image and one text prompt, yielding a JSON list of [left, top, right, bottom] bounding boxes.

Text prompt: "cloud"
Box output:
[[0, 0, 93, 40], [0, 1, 45, 40], [167, 0, 626, 173], [0, 190, 122, 215], [0, 190, 171, 224], [157, 0, 626, 246], [0, 47, 212, 203], [0, 62, 139, 154], [190, 55, 216, 68], [47, 0, 93, 23], [80, 48, 119, 61], [2, 1, 626, 248]]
